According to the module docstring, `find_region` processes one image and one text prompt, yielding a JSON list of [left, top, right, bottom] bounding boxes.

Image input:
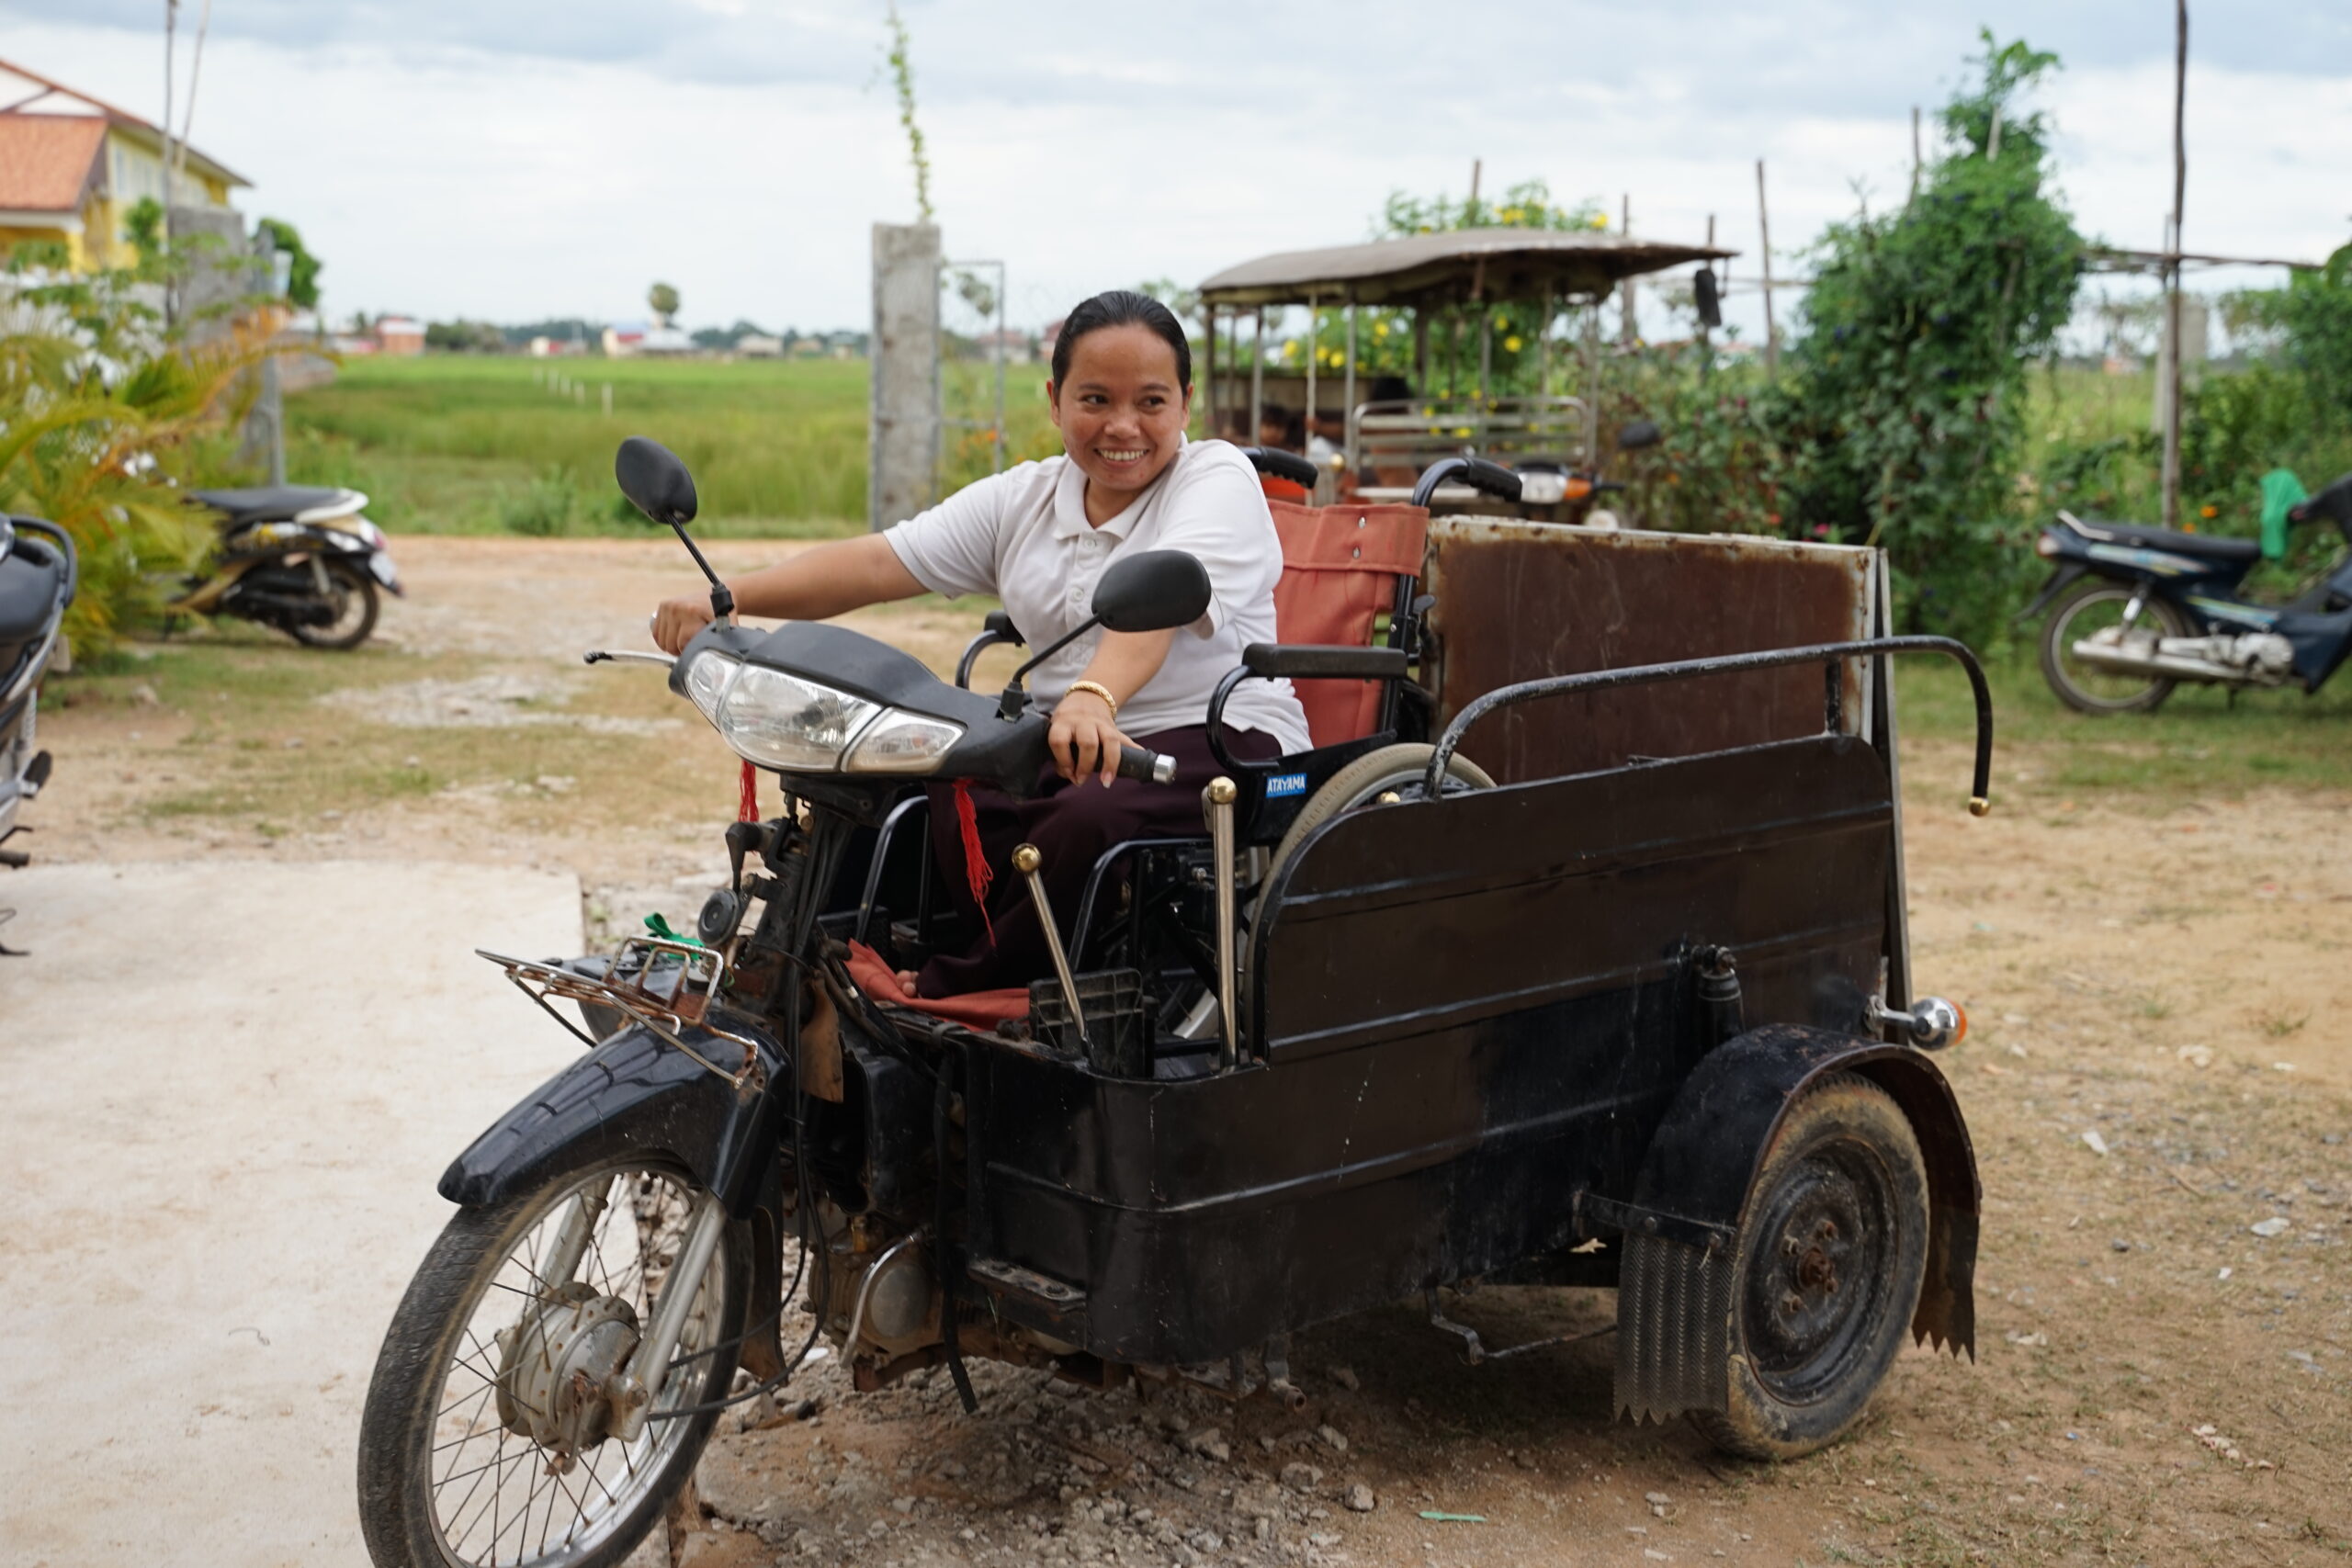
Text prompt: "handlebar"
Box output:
[[1118, 745, 1179, 785], [583, 649, 676, 667]]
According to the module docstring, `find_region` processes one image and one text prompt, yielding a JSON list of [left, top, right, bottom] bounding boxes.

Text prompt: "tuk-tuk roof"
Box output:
[[1197, 228, 1737, 309]]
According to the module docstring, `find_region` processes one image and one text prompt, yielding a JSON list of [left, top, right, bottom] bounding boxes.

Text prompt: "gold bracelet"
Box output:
[[1064, 680, 1119, 717]]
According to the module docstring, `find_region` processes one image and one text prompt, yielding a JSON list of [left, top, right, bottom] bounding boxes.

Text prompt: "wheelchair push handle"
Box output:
[[1118, 745, 1179, 785], [1412, 457, 1522, 508], [1238, 446, 1320, 491]]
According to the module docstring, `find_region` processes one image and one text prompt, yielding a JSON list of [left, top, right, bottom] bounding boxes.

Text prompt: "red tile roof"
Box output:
[[0, 115, 105, 213]]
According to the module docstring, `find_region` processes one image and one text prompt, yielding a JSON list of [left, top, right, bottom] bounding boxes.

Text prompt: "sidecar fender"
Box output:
[[1606, 1023, 1979, 1422]]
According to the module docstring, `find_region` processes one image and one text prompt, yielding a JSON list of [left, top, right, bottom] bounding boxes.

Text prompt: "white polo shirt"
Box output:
[[885, 438, 1311, 753]]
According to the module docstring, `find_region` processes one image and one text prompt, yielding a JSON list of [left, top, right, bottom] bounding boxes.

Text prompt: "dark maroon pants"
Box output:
[[917, 724, 1283, 997]]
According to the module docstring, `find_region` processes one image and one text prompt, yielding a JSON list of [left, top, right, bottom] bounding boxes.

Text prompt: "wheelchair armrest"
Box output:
[[1242, 643, 1409, 681]]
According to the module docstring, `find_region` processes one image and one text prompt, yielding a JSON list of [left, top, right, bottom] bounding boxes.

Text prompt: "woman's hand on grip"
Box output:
[[1048, 689, 1134, 786], [651, 594, 716, 655]]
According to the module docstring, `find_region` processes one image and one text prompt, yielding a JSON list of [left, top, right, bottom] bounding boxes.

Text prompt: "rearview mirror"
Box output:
[[1618, 419, 1662, 452], [616, 436, 698, 528], [1092, 550, 1212, 633]]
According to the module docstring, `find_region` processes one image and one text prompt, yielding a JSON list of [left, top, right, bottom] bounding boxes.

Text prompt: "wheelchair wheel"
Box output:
[[1266, 742, 1493, 886]]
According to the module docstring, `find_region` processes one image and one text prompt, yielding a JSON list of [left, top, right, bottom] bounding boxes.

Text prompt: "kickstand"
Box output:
[[0, 908, 22, 957]]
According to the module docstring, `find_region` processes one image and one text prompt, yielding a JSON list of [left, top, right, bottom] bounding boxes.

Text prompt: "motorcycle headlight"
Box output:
[[715, 665, 880, 772], [844, 710, 966, 774], [682, 649, 741, 723]]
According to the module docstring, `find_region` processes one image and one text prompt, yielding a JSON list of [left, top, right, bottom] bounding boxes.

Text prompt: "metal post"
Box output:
[[1013, 844, 1087, 1045], [2160, 0, 2188, 533], [1476, 311, 1490, 401], [994, 265, 1007, 473], [1757, 158, 1779, 380], [1204, 778, 1238, 1069], [1414, 310, 1430, 394], [1249, 308, 1265, 447], [1342, 299, 1358, 472]]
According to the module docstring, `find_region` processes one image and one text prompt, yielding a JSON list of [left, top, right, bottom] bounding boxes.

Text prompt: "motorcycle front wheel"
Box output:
[[357, 1156, 747, 1568], [2037, 582, 2189, 715], [288, 557, 381, 650]]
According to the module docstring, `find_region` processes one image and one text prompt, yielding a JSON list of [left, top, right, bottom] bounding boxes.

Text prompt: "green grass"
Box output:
[[283, 354, 1059, 536], [1898, 653, 2352, 803]]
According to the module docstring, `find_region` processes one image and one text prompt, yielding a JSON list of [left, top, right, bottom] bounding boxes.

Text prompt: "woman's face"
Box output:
[[1048, 323, 1192, 505]]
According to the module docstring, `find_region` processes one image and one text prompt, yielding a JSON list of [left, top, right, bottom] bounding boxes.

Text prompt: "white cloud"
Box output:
[[1, 4, 2344, 339]]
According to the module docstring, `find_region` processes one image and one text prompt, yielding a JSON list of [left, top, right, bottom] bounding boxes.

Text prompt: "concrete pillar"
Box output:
[[870, 222, 943, 532]]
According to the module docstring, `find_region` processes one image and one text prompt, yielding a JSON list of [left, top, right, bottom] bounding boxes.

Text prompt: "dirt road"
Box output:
[[14, 535, 2351, 1567]]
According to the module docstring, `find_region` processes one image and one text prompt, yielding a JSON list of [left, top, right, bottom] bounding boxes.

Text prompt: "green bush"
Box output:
[[498, 468, 581, 536]]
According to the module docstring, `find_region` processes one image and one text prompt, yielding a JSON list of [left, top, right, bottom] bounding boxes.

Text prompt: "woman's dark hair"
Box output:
[[1051, 289, 1192, 390]]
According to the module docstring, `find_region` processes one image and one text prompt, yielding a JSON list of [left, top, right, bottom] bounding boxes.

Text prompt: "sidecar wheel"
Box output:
[[357, 1156, 747, 1568], [1267, 742, 1493, 885], [1689, 1073, 1929, 1461]]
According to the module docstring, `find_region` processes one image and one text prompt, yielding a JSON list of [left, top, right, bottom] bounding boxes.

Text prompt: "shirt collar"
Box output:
[[1051, 435, 1187, 542]]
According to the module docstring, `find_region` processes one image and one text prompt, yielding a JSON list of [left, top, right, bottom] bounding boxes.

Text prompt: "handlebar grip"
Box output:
[[1458, 457, 1523, 501], [1240, 446, 1321, 490], [1117, 745, 1179, 785]]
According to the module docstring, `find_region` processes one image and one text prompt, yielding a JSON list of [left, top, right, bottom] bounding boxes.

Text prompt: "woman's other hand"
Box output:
[[1048, 689, 1135, 786], [651, 593, 715, 655]]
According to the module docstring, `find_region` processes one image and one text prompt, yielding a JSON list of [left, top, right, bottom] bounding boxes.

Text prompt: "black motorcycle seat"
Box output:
[[0, 543, 64, 648], [2082, 520, 2261, 563], [191, 485, 354, 525]]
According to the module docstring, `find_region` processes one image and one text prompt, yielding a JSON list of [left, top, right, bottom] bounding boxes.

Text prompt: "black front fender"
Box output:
[[1611, 1023, 1978, 1420], [2015, 562, 2088, 623], [437, 1015, 787, 1215]]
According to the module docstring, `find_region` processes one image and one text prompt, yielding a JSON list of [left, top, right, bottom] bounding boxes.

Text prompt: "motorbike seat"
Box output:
[[191, 485, 357, 526], [2078, 520, 2261, 563], [0, 538, 64, 655]]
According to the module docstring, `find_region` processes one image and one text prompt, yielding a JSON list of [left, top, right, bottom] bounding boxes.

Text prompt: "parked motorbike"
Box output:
[[2024, 471, 2352, 713], [1, 514, 73, 954], [170, 484, 401, 649]]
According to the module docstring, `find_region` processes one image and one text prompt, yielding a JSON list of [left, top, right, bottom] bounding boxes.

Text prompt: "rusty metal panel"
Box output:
[[1422, 520, 1875, 784]]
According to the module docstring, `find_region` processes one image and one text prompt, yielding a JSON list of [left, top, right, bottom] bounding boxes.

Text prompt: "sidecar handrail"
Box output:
[[1426, 635, 1994, 813]]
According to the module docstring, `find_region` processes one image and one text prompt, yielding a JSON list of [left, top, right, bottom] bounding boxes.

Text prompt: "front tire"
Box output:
[[2038, 582, 2188, 715], [1689, 1073, 1929, 1461], [288, 557, 381, 650], [357, 1156, 747, 1568]]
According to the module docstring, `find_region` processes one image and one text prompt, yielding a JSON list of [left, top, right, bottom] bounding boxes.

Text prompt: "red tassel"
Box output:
[[952, 778, 995, 946], [738, 760, 759, 823]]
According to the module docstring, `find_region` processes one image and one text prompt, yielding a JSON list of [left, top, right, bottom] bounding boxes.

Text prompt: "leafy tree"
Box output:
[[648, 282, 680, 325], [254, 217, 322, 309], [424, 319, 504, 352], [1773, 31, 2084, 640]]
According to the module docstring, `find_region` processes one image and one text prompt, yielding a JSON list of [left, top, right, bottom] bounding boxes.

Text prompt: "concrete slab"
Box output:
[[0, 861, 584, 1567]]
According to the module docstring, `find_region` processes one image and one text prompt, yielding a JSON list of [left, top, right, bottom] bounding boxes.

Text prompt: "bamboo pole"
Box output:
[[1757, 159, 1779, 379], [1620, 194, 1636, 344], [2159, 0, 2188, 533]]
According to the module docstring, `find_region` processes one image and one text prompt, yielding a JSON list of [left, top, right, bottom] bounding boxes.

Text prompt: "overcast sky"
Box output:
[[5, 1, 2347, 344]]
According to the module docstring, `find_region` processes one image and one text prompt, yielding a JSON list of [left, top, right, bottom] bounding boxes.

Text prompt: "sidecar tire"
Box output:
[[1688, 1073, 1930, 1462], [357, 1156, 748, 1568], [1267, 742, 1494, 886]]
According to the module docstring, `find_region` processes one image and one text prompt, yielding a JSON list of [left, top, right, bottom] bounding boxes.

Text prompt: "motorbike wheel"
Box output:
[[2038, 582, 2189, 715], [356, 1156, 748, 1568], [288, 558, 380, 650], [1266, 741, 1493, 886], [1688, 1073, 1929, 1461]]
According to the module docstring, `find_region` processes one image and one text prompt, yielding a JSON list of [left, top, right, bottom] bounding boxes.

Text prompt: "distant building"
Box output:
[[735, 333, 786, 357], [0, 56, 249, 271], [1038, 317, 1065, 365], [528, 335, 591, 357], [377, 317, 424, 355], [603, 321, 692, 357]]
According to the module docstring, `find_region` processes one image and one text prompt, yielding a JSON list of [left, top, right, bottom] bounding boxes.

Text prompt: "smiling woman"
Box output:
[[649, 289, 1308, 998]]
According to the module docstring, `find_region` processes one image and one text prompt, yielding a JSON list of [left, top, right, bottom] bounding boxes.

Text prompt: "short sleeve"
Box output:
[[884, 470, 1010, 599], [1146, 448, 1282, 637]]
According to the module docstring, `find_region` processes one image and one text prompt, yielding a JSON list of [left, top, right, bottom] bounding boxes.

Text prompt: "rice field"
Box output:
[[284, 354, 1057, 537]]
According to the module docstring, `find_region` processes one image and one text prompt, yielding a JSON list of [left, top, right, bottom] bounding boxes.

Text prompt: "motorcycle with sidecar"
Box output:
[[357, 437, 1994, 1568]]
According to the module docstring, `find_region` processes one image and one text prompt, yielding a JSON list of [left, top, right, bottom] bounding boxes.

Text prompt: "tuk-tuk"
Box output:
[[356, 437, 1989, 1568], [1196, 227, 1735, 515]]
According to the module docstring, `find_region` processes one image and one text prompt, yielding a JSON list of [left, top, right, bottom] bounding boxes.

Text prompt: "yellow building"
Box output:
[[0, 57, 248, 270]]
